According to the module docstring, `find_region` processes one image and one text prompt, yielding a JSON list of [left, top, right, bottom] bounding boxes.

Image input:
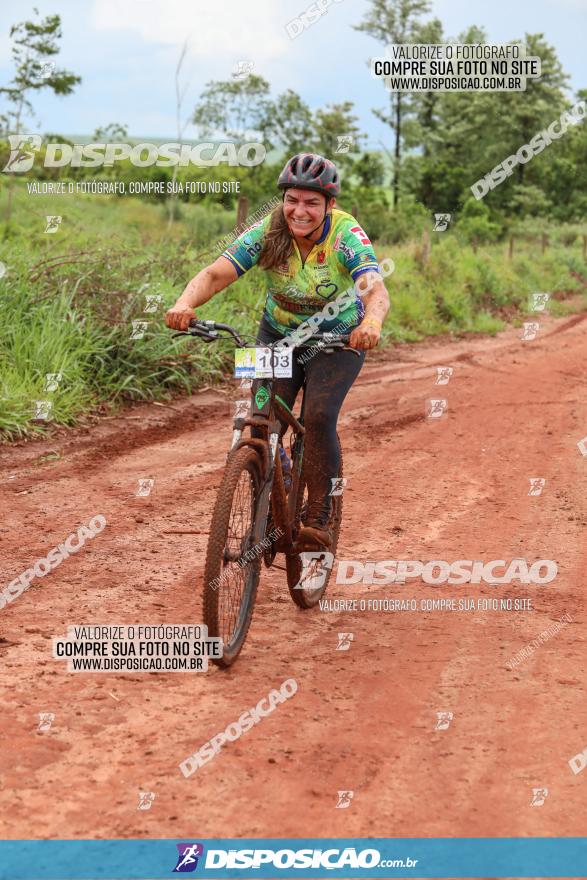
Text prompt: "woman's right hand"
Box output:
[[165, 304, 196, 331]]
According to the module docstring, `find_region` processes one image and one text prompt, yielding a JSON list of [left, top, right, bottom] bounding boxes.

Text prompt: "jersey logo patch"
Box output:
[[349, 225, 371, 246], [315, 282, 338, 299], [338, 241, 355, 261]]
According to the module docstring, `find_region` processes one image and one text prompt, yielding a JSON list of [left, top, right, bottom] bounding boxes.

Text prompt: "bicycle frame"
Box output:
[[230, 373, 307, 551], [173, 320, 356, 552]]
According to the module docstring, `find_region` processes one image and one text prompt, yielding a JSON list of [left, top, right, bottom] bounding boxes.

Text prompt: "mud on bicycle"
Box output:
[[172, 318, 360, 667]]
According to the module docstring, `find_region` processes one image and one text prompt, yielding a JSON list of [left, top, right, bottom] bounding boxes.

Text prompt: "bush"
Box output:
[[457, 197, 501, 244]]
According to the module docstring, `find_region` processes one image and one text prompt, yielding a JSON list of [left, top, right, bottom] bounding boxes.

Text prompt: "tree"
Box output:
[[496, 33, 569, 187], [354, 0, 433, 206], [353, 151, 386, 188], [412, 29, 571, 218], [267, 89, 313, 155], [401, 16, 444, 206], [312, 102, 366, 167], [92, 122, 128, 141], [403, 24, 489, 211], [0, 6, 81, 229], [192, 75, 274, 144]]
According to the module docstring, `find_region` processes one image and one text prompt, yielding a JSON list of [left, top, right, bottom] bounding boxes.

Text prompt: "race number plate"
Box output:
[[234, 347, 292, 378]]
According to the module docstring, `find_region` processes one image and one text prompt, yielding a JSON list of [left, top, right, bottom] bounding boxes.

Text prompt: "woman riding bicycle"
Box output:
[[165, 152, 390, 550]]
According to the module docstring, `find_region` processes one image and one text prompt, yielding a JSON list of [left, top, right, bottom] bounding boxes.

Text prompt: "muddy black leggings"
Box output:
[[251, 316, 365, 526]]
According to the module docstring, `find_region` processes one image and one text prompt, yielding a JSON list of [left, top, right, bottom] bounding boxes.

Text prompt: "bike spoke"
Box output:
[[217, 469, 256, 646]]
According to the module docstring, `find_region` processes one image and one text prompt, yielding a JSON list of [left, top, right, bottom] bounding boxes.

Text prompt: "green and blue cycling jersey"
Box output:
[[221, 207, 380, 335]]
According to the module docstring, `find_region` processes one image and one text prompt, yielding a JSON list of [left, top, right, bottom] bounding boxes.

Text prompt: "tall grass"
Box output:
[[0, 181, 585, 439]]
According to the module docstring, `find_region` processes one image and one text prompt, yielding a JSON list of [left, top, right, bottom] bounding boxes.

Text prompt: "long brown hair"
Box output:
[[258, 203, 293, 270]]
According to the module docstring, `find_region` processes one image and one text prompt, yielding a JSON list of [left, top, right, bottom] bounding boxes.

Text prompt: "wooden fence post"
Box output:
[[236, 195, 248, 231], [352, 204, 359, 220], [542, 233, 548, 254], [583, 234, 587, 261], [509, 235, 514, 259]]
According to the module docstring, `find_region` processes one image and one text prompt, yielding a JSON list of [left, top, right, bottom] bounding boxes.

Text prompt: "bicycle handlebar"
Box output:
[[172, 319, 357, 354]]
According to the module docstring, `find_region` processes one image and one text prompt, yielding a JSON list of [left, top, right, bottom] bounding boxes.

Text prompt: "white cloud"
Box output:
[[90, 0, 288, 64]]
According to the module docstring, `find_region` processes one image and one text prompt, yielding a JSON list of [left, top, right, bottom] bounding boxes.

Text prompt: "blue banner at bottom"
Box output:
[[0, 838, 586, 879]]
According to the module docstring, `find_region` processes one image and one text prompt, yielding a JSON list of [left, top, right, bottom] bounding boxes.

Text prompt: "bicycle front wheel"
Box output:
[[203, 446, 265, 667]]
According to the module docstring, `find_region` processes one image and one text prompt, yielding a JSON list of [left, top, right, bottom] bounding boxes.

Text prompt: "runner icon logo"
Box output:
[[173, 843, 204, 873], [135, 479, 154, 497], [130, 320, 149, 339], [528, 478, 546, 496], [329, 477, 346, 496], [44, 215, 62, 233], [435, 711, 453, 730], [37, 712, 54, 732], [336, 632, 354, 651], [232, 60, 254, 79], [336, 790, 354, 809], [33, 400, 52, 420], [235, 399, 251, 419], [44, 372, 62, 393], [521, 322, 540, 341], [435, 366, 453, 385], [433, 213, 451, 231], [144, 294, 162, 313], [39, 61, 56, 79], [426, 398, 448, 419], [294, 551, 334, 590], [137, 791, 155, 810], [3, 133, 42, 172], [529, 292, 550, 311], [335, 134, 354, 154], [530, 788, 548, 806]]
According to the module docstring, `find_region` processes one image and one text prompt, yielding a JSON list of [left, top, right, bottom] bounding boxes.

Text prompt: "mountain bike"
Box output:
[[172, 319, 360, 667]]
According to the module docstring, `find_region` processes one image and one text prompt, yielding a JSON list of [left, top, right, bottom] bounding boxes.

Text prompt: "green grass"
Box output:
[[0, 180, 585, 440]]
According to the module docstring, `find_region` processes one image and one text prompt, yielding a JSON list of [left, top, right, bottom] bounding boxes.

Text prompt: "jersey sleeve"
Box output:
[[334, 218, 380, 280], [220, 218, 267, 277]]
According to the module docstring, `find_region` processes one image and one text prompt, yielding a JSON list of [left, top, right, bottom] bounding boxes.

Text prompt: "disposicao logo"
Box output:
[[2, 134, 265, 172]]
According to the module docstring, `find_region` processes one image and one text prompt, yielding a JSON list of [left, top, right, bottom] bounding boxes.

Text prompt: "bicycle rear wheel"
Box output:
[[203, 446, 265, 667], [286, 435, 343, 609]]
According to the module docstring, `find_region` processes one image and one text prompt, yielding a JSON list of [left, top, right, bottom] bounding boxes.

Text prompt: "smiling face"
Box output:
[[282, 188, 335, 240]]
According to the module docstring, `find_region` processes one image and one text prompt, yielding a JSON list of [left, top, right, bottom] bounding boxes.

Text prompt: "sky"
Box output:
[[0, 0, 585, 149]]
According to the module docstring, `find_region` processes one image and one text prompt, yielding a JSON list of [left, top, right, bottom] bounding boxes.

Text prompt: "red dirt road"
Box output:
[[0, 313, 586, 854]]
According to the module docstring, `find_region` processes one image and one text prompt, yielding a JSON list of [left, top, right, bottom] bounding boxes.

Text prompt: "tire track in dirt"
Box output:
[[0, 311, 585, 853]]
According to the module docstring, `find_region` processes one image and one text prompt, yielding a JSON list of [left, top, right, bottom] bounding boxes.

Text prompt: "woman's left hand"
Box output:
[[349, 319, 381, 350]]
